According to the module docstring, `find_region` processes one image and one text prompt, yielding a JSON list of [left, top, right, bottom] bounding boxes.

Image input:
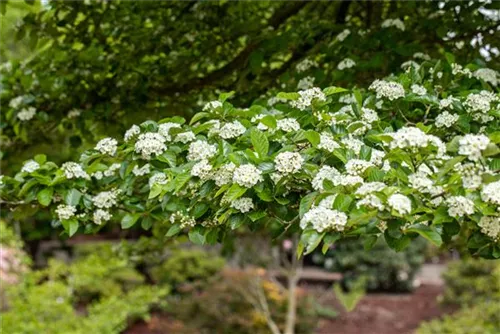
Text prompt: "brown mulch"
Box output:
[[126, 284, 456, 334]]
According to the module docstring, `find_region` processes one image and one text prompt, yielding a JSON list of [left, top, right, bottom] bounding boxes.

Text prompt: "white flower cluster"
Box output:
[[473, 68, 498, 86], [95, 138, 118, 156], [312, 166, 340, 191], [439, 96, 457, 109], [463, 91, 497, 123], [67, 109, 81, 119], [170, 211, 196, 229], [175, 131, 196, 144], [134, 133, 167, 160], [232, 164, 263, 188], [124, 125, 140, 141], [446, 196, 475, 218], [458, 134, 490, 161], [218, 121, 246, 139], [231, 197, 254, 213], [191, 159, 213, 179], [149, 173, 167, 187], [355, 182, 386, 196], [296, 58, 318, 72], [381, 18, 405, 30], [203, 100, 223, 112], [451, 63, 472, 77], [101, 163, 121, 178], [454, 162, 485, 190], [277, 118, 300, 132], [361, 107, 379, 124], [341, 135, 364, 155], [21, 160, 40, 173], [300, 207, 347, 232], [274, 152, 303, 175], [158, 122, 182, 141], [132, 164, 150, 176], [389, 127, 445, 157], [478, 216, 500, 241], [55, 204, 77, 221], [318, 132, 340, 152], [290, 88, 326, 111], [17, 107, 36, 121], [93, 209, 112, 225], [481, 181, 500, 206], [337, 58, 356, 70], [297, 76, 315, 90], [92, 189, 120, 209], [62, 162, 90, 180], [357, 194, 385, 211], [411, 84, 426, 96], [409, 172, 442, 195], [369, 80, 405, 101], [213, 162, 236, 186], [435, 111, 459, 128], [388, 194, 412, 215], [336, 29, 350, 42], [187, 140, 217, 161], [9, 96, 24, 109], [345, 159, 373, 176]]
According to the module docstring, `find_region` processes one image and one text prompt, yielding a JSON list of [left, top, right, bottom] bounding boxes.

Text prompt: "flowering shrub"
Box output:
[[1, 59, 499, 259]]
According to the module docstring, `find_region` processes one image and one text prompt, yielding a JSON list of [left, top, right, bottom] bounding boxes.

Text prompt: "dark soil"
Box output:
[[126, 284, 455, 334]]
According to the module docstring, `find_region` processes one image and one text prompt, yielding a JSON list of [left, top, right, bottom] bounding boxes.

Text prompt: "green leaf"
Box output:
[[406, 225, 442, 247], [224, 184, 247, 202], [333, 194, 353, 212], [384, 231, 411, 251], [248, 211, 266, 222], [190, 112, 210, 125], [189, 227, 206, 245], [65, 189, 82, 206], [363, 235, 378, 251], [121, 213, 141, 229], [37, 187, 53, 206], [175, 173, 191, 192], [157, 151, 176, 166], [192, 203, 209, 218], [229, 214, 245, 230], [305, 130, 320, 147], [251, 128, 269, 158], [322, 234, 341, 254], [301, 230, 325, 255], [62, 219, 79, 237], [276, 92, 300, 100], [166, 224, 181, 237], [483, 143, 500, 157], [260, 115, 277, 128], [34, 154, 47, 164], [219, 91, 235, 102], [323, 86, 348, 95], [149, 183, 163, 199], [300, 192, 317, 218]]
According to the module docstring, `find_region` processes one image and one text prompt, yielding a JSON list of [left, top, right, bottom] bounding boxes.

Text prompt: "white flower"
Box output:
[[62, 162, 90, 180], [446, 196, 474, 218], [290, 87, 326, 111], [451, 63, 472, 77], [361, 107, 379, 124], [454, 162, 484, 190], [345, 159, 373, 176], [369, 80, 405, 100], [389, 127, 445, 157], [478, 216, 500, 241], [463, 91, 497, 114], [134, 133, 167, 160], [9, 96, 24, 109], [341, 135, 363, 154], [149, 173, 167, 187], [132, 164, 150, 176], [458, 134, 490, 161], [93, 209, 112, 225], [274, 152, 303, 175], [92, 189, 120, 209], [124, 125, 141, 141], [175, 131, 196, 144], [388, 194, 412, 215], [170, 211, 196, 228], [92, 171, 103, 180], [231, 197, 254, 213], [187, 140, 217, 161], [318, 132, 340, 152], [158, 122, 182, 141], [357, 194, 385, 210], [277, 118, 300, 132], [55, 204, 77, 221], [300, 207, 347, 232], [408, 172, 434, 193], [203, 100, 223, 112], [213, 162, 236, 186], [103, 163, 121, 177], [191, 159, 213, 179], [17, 107, 36, 121], [435, 111, 459, 128], [337, 58, 356, 70], [355, 182, 386, 196], [336, 29, 350, 42], [370, 149, 386, 166], [381, 18, 405, 31], [296, 58, 318, 72], [21, 160, 40, 173], [411, 84, 426, 96], [232, 164, 263, 188], [312, 166, 340, 191], [95, 138, 118, 156], [67, 109, 81, 118], [439, 96, 457, 109], [473, 68, 498, 86], [481, 181, 500, 206], [297, 76, 315, 90], [219, 121, 246, 139]]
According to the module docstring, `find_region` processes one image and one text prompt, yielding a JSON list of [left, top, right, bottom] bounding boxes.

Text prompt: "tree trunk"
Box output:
[[284, 237, 303, 334]]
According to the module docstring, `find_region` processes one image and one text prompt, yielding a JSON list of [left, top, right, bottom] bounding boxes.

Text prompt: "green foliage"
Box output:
[[150, 248, 225, 287], [313, 237, 426, 292], [167, 269, 318, 334], [0, 220, 23, 249], [333, 277, 367, 312], [441, 258, 500, 306], [417, 301, 500, 334]]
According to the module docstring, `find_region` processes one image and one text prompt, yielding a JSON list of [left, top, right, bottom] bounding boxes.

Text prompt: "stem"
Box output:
[[284, 236, 303, 334]]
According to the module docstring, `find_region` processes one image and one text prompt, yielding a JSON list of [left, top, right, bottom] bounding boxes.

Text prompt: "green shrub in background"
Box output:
[[150, 248, 225, 288], [417, 301, 500, 334], [441, 258, 500, 306], [312, 237, 426, 292]]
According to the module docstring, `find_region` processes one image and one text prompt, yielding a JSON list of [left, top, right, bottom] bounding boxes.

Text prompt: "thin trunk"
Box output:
[[284, 236, 303, 334]]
